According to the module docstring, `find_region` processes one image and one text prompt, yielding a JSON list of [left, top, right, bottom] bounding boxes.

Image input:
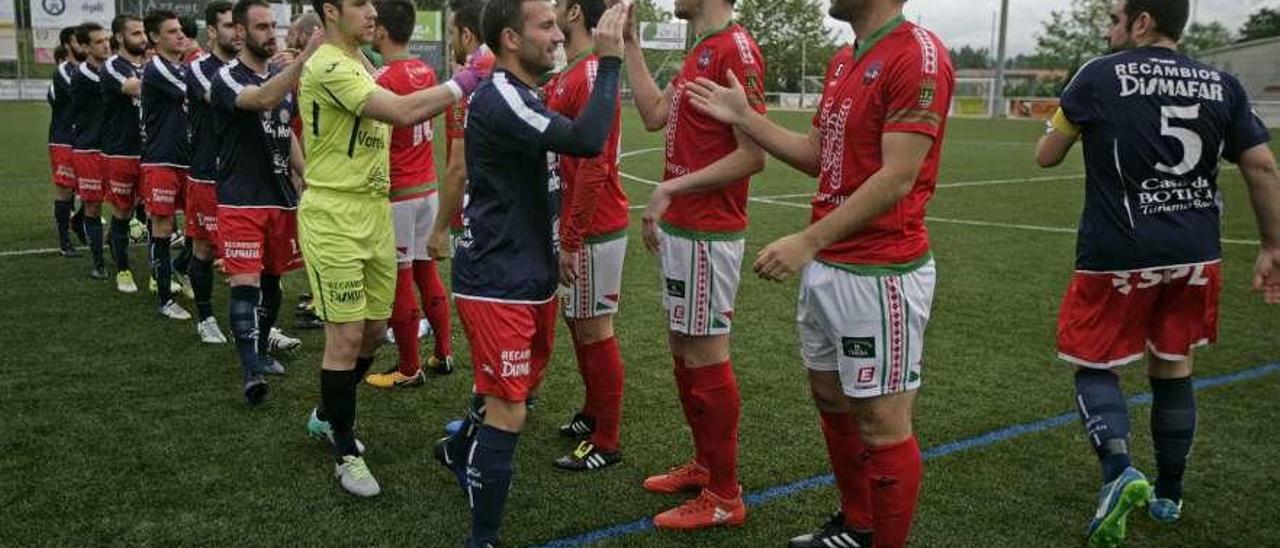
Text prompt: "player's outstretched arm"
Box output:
[[688, 68, 820, 176], [538, 3, 627, 157], [1238, 143, 1280, 304], [361, 53, 491, 127], [621, 2, 670, 131], [1036, 108, 1081, 168], [753, 132, 931, 281], [236, 29, 324, 112]]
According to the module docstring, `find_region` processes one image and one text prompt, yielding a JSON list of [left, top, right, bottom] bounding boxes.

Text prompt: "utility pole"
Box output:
[[991, 0, 1010, 118]]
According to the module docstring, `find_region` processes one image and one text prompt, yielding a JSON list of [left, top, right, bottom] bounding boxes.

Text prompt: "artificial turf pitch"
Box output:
[[1, 103, 1277, 547]]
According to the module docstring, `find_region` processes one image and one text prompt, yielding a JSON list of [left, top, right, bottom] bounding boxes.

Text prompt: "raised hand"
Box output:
[[594, 1, 628, 59], [687, 69, 750, 126]]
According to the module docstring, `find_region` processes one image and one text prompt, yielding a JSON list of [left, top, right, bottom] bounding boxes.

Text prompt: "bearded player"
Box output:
[[48, 27, 83, 257], [544, 0, 629, 473], [1035, 1, 1280, 545], [102, 14, 147, 294]]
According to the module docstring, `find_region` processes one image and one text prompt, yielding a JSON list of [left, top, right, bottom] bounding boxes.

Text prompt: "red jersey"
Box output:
[[662, 23, 766, 235], [446, 46, 495, 228], [545, 50, 628, 250], [811, 18, 953, 267], [376, 57, 439, 202]]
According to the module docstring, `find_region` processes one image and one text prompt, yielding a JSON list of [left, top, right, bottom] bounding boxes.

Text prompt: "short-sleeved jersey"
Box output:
[[662, 23, 767, 235], [186, 53, 229, 184], [454, 70, 570, 302], [100, 55, 144, 157], [375, 57, 439, 201], [1059, 46, 1271, 271], [211, 60, 299, 208], [49, 62, 77, 145], [299, 44, 391, 197], [811, 18, 954, 268], [545, 50, 628, 245], [71, 61, 105, 151], [141, 54, 190, 166]]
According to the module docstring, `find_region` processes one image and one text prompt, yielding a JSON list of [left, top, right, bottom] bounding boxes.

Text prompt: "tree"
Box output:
[[634, 0, 672, 23], [1238, 7, 1280, 42], [1181, 22, 1233, 55], [736, 0, 837, 93], [1032, 0, 1110, 70], [950, 46, 991, 70]]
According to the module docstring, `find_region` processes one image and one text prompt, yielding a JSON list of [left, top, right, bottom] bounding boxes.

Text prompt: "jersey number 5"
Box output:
[[1155, 105, 1202, 177]]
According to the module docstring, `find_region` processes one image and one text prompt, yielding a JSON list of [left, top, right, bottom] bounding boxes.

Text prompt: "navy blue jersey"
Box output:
[[101, 55, 144, 157], [141, 55, 190, 166], [186, 53, 228, 183], [454, 61, 621, 302], [71, 61, 105, 151], [210, 60, 298, 208], [48, 62, 76, 145], [1061, 46, 1271, 271]]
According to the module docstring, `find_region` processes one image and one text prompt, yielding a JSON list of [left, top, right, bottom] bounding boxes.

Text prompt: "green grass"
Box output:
[[1, 103, 1278, 548]]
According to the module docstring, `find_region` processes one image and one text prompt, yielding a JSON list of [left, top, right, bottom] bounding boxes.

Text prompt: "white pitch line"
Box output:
[[620, 168, 1261, 247], [0, 246, 62, 257]]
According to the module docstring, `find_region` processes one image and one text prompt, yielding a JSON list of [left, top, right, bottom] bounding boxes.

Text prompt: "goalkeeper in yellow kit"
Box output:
[[298, 0, 490, 497]]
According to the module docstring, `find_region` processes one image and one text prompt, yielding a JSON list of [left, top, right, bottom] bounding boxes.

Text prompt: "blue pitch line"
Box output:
[[533, 361, 1280, 547]]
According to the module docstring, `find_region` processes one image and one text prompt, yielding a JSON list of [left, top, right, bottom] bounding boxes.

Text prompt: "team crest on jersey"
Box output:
[[697, 48, 713, 71], [863, 61, 883, 85], [917, 78, 937, 108]]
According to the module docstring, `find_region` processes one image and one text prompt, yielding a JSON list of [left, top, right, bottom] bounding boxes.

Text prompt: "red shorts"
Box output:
[[185, 180, 219, 248], [141, 165, 187, 216], [49, 145, 76, 189], [217, 206, 303, 276], [1057, 261, 1221, 368], [72, 150, 105, 202], [456, 297, 557, 402], [104, 156, 141, 213]]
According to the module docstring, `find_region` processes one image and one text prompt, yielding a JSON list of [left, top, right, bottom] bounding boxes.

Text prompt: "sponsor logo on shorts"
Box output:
[[222, 240, 261, 260], [499, 349, 531, 378], [842, 337, 876, 359], [857, 367, 876, 384], [326, 279, 364, 304], [665, 278, 686, 298]]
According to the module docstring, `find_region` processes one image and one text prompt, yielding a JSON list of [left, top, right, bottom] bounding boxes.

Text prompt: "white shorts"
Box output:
[[798, 259, 936, 399], [560, 232, 627, 319], [659, 226, 744, 336], [392, 194, 439, 264]]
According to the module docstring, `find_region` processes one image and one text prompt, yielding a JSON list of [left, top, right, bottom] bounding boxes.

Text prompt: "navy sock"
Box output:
[[467, 424, 519, 545], [448, 393, 487, 463], [109, 217, 131, 271], [1075, 369, 1132, 483], [54, 199, 73, 248], [1150, 377, 1196, 502], [151, 237, 172, 305], [229, 285, 262, 382], [320, 369, 360, 458], [257, 275, 282, 361], [191, 257, 215, 320], [71, 203, 87, 244], [84, 216, 104, 267], [172, 238, 193, 276], [133, 203, 147, 226]]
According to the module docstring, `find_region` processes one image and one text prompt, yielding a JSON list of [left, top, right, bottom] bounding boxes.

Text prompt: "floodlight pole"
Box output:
[[991, 0, 1010, 118]]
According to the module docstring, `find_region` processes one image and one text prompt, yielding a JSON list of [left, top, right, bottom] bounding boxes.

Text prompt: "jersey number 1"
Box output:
[[1155, 105, 1202, 177]]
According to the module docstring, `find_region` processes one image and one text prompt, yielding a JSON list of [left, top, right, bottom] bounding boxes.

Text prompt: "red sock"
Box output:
[[583, 337, 624, 452], [412, 260, 452, 359], [687, 360, 740, 499], [672, 356, 709, 468], [820, 411, 873, 531], [867, 436, 923, 548], [572, 336, 595, 418], [390, 267, 421, 376]]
